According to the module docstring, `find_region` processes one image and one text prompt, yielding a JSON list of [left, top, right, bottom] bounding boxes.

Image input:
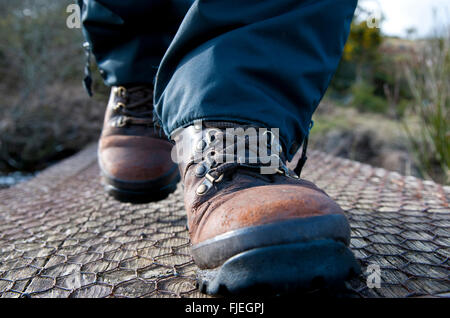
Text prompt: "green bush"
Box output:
[[350, 81, 387, 113]]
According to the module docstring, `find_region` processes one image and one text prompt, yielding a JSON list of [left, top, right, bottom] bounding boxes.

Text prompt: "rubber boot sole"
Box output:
[[197, 239, 360, 296], [101, 166, 180, 204], [103, 178, 179, 203], [193, 215, 360, 295]]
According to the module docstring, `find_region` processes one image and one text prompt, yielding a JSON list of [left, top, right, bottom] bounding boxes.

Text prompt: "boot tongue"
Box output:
[[120, 86, 154, 119], [126, 86, 153, 106]]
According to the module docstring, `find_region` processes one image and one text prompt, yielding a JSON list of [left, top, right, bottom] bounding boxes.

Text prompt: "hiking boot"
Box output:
[[98, 86, 180, 203], [173, 122, 360, 295]]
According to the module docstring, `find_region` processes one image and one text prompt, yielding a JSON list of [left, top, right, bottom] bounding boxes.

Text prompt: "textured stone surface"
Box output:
[[0, 143, 449, 298]]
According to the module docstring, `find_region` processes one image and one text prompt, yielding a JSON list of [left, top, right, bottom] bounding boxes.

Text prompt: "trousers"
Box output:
[[79, 0, 356, 160]]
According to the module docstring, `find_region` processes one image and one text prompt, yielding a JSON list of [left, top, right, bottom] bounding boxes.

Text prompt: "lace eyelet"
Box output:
[[116, 116, 128, 127], [195, 164, 207, 177], [116, 86, 127, 98], [206, 129, 220, 143], [196, 140, 207, 152], [114, 102, 126, 111]]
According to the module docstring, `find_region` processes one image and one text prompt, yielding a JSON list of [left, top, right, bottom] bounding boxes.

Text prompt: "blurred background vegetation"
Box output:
[[0, 0, 448, 187], [0, 0, 107, 188], [313, 4, 449, 185]]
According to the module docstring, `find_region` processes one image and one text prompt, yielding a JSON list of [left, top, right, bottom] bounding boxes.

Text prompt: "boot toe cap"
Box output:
[[192, 184, 345, 244], [99, 135, 175, 182]]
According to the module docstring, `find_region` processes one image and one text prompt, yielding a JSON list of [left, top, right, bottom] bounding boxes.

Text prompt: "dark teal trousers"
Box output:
[[80, 0, 356, 160]]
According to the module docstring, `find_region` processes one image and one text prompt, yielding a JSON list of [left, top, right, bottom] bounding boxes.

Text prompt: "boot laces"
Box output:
[[113, 86, 156, 127], [190, 127, 299, 196]]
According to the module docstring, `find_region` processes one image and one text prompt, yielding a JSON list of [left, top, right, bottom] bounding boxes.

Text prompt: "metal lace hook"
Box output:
[[196, 169, 224, 196]]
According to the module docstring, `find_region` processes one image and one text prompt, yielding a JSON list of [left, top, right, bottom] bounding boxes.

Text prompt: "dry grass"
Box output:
[[0, 84, 105, 172], [0, 1, 108, 172], [403, 31, 450, 184]]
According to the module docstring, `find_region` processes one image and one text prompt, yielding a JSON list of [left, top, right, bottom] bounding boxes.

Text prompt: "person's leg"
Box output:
[[155, 0, 357, 161], [156, 0, 359, 295], [79, 0, 193, 203], [79, 0, 192, 86]]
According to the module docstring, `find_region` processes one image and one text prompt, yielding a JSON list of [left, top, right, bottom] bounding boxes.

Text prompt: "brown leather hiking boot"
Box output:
[[172, 122, 360, 295], [98, 86, 179, 203]]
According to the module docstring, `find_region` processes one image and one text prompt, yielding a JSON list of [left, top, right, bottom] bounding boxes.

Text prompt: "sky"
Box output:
[[359, 0, 450, 38]]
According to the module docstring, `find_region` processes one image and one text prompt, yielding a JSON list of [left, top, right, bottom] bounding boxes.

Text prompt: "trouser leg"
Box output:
[[154, 0, 357, 160], [79, 0, 193, 86]]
